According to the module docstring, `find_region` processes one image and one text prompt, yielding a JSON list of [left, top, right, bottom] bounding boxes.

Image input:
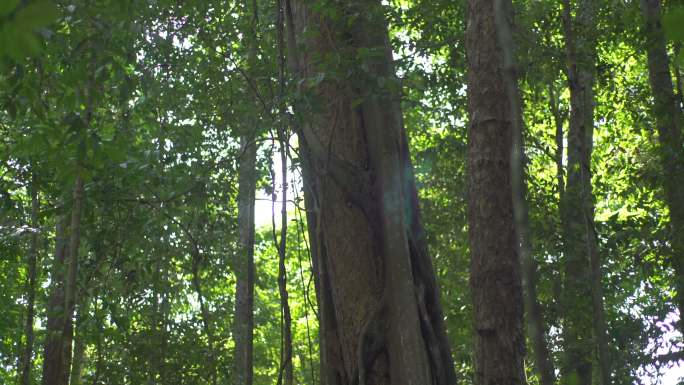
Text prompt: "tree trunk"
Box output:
[[275, 133, 294, 385], [233, 2, 259, 385], [465, 1, 526, 384], [41, 216, 69, 385], [560, 1, 610, 384], [286, 1, 457, 384], [69, 298, 90, 385], [39, 175, 84, 385], [60, 174, 85, 384], [641, 0, 684, 335], [19, 171, 39, 385], [494, 2, 556, 385], [549, 82, 566, 200], [276, 3, 293, 384]]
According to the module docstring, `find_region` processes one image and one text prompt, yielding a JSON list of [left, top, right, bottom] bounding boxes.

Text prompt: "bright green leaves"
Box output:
[[0, 1, 59, 61]]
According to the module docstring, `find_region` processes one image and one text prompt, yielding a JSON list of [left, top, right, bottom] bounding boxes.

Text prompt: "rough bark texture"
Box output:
[[234, 132, 257, 385], [19, 172, 39, 385], [465, 1, 526, 384], [560, 1, 610, 384], [286, 1, 457, 384], [641, 0, 684, 335]]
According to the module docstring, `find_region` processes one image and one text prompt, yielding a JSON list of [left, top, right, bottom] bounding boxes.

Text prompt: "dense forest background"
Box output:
[[1, 0, 684, 384]]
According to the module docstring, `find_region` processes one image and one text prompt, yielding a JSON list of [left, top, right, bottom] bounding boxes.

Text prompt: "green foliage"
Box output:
[[0, 1, 59, 61]]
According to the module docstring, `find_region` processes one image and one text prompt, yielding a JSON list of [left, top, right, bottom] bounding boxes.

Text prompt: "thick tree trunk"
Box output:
[[233, 2, 259, 385], [286, 1, 457, 384], [641, 0, 684, 335], [19, 171, 39, 385], [465, 1, 526, 384], [560, 1, 610, 384]]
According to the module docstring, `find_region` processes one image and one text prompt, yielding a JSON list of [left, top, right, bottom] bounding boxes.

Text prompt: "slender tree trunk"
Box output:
[[69, 298, 90, 385], [233, 2, 259, 385], [465, 1, 525, 384], [20, 171, 39, 385], [641, 0, 684, 334], [494, 2, 557, 385], [61, 174, 85, 384], [41, 178, 84, 385], [275, 134, 293, 385], [234, 131, 257, 385], [286, 1, 457, 384], [549, 83, 566, 200], [276, 3, 293, 384], [560, 1, 610, 384], [41, 217, 68, 385]]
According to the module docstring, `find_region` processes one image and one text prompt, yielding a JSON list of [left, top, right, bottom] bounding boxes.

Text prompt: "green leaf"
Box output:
[[14, 1, 59, 31], [663, 6, 684, 42], [0, 0, 20, 17]]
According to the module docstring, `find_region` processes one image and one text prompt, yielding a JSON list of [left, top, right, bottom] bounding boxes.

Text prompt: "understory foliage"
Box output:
[[0, 0, 682, 384]]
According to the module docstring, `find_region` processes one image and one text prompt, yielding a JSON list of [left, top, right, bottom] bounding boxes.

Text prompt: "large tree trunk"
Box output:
[[641, 0, 684, 334], [19, 171, 39, 385], [233, 2, 259, 385], [560, 1, 610, 384], [285, 1, 457, 384], [465, 1, 526, 384]]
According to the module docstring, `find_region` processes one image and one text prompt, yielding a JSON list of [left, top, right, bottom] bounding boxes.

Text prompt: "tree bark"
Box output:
[[560, 1, 610, 384], [61, 174, 85, 384], [494, 2, 556, 385], [286, 1, 457, 384], [19, 171, 39, 385], [275, 3, 294, 383], [641, 0, 684, 335], [275, 133, 294, 385], [233, 2, 259, 385], [465, 1, 526, 384], [41, 215, 69, 385], [42, 174, 86, 385]]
